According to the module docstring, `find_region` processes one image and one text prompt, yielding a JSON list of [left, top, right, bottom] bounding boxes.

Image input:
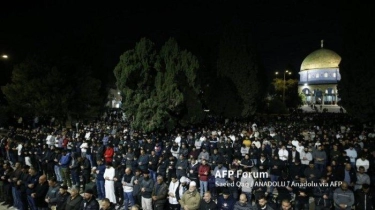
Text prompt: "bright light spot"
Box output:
[[304, 83, 307, 86], [117, 91, 120, 95], [2, 55, 8, 59], [115, 104, 120, 108], [204, 109, 210, 112]]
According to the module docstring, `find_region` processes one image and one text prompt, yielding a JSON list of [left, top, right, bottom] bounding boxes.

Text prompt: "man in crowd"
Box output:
[[217, 188, 235, 210], [56, 185, 70, 210], [179, 181, 200, 210], [233, 193, 251, 210], [59, 150, 72, 188], [26, 167, 40, 210], [122, 167, 135, 209], [95, 158, 106, 200], [140, 170, 154, 210], [80, 189, 99, 210], [199, 191, 217, 210], [333, 182, 354, 210], [198, 159, 210, 197], [64, 187, 82, 210], [44, 177, 60, 209], [355, 183, 373, 210], [31, 174, 49, 210], [168, 175, 180, 210], [254, 195, 274, 210], [151, 175, 168, 210]]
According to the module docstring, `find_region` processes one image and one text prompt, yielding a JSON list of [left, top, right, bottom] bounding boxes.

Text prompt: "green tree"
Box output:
[[114, 38, 204, 131], [272, 78, 302, 108], [1, 56, 102, 123], [338, 2, 375, 122], [216, 22, 264, 117]]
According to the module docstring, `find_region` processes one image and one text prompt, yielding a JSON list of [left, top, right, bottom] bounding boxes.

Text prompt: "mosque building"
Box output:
[[298, 40, 341, 105]]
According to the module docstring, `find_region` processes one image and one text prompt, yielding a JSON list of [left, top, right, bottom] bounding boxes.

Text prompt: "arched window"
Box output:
[[333, 73, 336, 77], [316, 73, 320, 78], [324, 73, 328, 77]]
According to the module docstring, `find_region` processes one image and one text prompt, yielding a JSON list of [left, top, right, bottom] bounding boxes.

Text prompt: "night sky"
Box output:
[[0, 0, 341, 84]]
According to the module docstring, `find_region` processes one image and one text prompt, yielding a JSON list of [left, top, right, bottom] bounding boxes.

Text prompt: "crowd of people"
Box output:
[[0, 110, 375, 210]]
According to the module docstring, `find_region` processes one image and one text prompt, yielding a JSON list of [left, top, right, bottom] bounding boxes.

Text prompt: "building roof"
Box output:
[[300, 48, 341, 71]]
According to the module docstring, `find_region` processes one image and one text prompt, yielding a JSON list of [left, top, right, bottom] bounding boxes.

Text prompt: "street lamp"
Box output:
[[1, 54, 8, 59], [275, 70, 292, 104]]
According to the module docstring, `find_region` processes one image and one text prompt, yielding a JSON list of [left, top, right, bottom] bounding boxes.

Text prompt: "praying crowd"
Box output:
[[0, 110, 375, 210]]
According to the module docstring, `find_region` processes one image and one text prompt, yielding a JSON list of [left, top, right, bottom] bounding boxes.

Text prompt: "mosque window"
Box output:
[[308, 74, 312, 79], [316, 73, 319, 78], [324, 73, 328, 77], [333, 73, 336, 77]]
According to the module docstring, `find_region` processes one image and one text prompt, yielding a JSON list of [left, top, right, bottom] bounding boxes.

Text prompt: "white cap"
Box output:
[[189, 181, 196, 187], [180, 176, 187, 183]]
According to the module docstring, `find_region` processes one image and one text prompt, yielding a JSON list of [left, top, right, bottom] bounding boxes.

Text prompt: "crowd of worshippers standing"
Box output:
[[1, 110, 375, 210]]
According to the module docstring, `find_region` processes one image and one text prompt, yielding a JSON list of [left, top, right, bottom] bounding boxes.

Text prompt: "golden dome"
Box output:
[[300, 48, 341, 71]]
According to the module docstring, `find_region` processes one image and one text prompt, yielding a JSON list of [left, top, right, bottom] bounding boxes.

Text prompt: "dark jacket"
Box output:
[[304, 166, 321, 181], [252, 204, 274, 210], [152, 182, 168, 205], [199, 199, 217, 210], [289, 163, 304, 181], [65, 195, 83, 210], [293, 181, 312, 204], [80, 197, 100, 210], [140, 177, 154, 198], [56, 192, 71, 210], [132, 175, 143, 196], [269, 158, 283, 176], [257, 158, 269, 172], [26, 173, 40, 195], [217, 195, 235, 210], [313, 185, 333, 207], [46, 185, 60, 207], [33, 181, 49, 208], [355, 188, 374, 210], [287, 150, 300, 164]]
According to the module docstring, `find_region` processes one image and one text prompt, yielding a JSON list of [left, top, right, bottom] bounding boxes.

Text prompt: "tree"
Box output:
[[1, 56, 102, 123], [338, 2, 375, 122], [203, 77, 243, 118], [114, 38, 204, 131], [272, 78, 302, 108], [216, 21, 265, 117]]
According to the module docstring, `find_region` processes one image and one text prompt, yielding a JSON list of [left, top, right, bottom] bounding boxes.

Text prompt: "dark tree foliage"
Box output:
[[216, 21, 265, 118], [114, 38, 204, 131], [1, 56, 102, 122], [273, 78, 302, 108], [338, 2, 375, 122], [204, 77, 243, 118]]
